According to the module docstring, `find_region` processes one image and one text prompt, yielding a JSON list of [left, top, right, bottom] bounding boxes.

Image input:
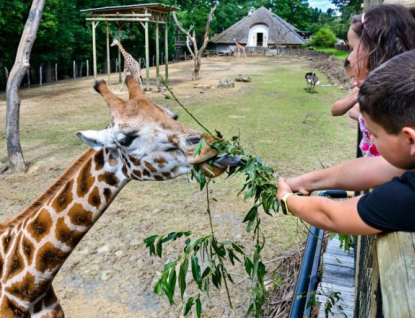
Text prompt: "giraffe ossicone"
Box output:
[[0, 76, 236, 317]]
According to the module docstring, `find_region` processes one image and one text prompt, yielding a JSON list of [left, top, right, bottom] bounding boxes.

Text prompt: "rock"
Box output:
[[235, 73, 251, 82], [97, 245, 110, 254], [193, 84, 212, 89], [218, 77, 235, 88], [0, 162, 8, 173], [101, 270, 113, 281]]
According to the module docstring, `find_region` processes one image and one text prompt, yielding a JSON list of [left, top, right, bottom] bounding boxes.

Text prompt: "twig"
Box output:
[[160, 76, 216, 137]]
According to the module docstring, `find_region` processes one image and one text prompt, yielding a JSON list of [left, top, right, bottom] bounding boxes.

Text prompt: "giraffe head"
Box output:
[[76, 76, 232, 181], [110, 39, 119, 47]]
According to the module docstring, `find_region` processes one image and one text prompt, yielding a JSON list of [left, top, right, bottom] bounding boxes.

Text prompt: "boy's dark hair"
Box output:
[[358, 50, 415, 134], [351, 4, 415, 72]]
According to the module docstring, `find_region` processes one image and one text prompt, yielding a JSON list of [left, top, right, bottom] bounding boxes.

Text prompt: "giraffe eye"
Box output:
[[119, 135, 137, 147]]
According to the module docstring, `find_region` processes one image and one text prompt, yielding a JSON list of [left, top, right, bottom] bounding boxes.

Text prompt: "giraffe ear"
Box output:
[[76, 130, 116, 150]]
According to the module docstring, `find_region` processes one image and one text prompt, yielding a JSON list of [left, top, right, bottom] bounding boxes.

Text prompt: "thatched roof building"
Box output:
[[210, 6, 305, 52]]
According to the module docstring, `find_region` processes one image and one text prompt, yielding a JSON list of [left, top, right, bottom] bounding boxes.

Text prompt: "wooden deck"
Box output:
[[317, 235, 355, 318]]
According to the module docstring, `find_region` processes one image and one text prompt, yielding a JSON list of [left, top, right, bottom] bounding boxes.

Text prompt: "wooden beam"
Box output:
[[90, 13, 151, 17], [86, 18, 150, 22], [145, 10, 150, 91], [165, 17, 169, 82], [156, 22, 160, 87], [92, 21, 99, 79], [377, 232, 415, 318], [118, 28, 121, 83], [106, 21, 110, 83]]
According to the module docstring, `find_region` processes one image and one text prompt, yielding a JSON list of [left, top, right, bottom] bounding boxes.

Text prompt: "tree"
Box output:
[[6, 0, 46, 172], [173, 5, 217, 80], [311, 27, 338, 47]]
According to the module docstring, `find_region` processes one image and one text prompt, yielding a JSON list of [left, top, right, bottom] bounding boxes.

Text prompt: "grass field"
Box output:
[[315, 47, 349, 60]]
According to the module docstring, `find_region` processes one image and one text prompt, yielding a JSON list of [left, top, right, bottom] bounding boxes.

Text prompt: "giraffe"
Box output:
[[0, 76, 236, 317], [111, 39, 143, 91], [233, 39, 247, 58]]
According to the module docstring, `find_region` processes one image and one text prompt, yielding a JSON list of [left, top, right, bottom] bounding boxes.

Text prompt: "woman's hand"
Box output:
[[286, 177, 311, 196], [276, 177, 293, 201]]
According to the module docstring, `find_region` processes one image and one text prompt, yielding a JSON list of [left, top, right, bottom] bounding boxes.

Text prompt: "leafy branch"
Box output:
[[144, 77, 281, 317]]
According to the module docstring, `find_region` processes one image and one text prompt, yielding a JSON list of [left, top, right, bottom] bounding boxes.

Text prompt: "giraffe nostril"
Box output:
[[187, 136, 201, 145]]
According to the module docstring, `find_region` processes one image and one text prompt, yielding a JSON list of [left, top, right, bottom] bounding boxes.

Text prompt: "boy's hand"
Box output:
[[277, 177, 293, 201]]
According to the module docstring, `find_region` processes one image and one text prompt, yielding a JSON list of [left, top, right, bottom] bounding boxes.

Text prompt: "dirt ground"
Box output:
[[0, 56, 343, 317]]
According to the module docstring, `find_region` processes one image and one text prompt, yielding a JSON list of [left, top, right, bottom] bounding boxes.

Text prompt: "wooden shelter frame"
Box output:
[[81, 3, 177, 90]]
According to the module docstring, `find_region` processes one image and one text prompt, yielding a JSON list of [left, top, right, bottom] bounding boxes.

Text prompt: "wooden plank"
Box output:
[[377, 232, 415, 318], [324, 254, 355, 268], [384, 0, 415, 7]]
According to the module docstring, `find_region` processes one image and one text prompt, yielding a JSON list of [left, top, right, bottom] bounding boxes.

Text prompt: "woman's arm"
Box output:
[[332, 87, 359, 116], [348, 103, 360, 121], [286, 156, 405, 194]]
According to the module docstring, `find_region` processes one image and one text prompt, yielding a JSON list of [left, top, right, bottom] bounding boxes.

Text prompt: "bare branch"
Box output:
[[199, 5, 217, 53], [172, 11, 191, 38]]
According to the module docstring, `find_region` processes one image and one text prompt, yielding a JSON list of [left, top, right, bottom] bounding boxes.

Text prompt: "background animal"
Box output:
[[111, 39, 143, 90], [305, 72, 320, 93]]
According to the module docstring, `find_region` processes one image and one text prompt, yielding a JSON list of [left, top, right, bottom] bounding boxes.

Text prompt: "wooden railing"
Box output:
[[355, 233, 415, 318], [377, 232, 415, 317]]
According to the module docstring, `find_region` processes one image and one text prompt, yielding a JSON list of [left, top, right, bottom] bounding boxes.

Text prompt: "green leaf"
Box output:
[[202, 267, 211, 279], [244, 256, 253, 277], [182, 297, 194, 316], [242, 206, 257, 223], [179, 258, 189, 299], [144, 235, 158, 245], [193, 138, 207, 157], [191, 255, 202, 288], [204, 277, 210, 297], [166, 267, 177, 305], [196, 296, 202, 318], [154, 278, 163, 295], [231, 243, 245, 255], [212, 239, 226, 257], [156, 237, 163, 257]]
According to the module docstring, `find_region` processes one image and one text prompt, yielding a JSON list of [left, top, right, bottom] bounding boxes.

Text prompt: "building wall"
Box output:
[[247, 24, 269, 47]]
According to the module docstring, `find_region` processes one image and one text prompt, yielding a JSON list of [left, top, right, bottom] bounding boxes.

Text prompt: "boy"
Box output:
[[276, 50, 415, 235]]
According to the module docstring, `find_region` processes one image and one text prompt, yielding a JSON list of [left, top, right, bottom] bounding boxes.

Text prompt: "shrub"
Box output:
[[311, 28, 338, 48]]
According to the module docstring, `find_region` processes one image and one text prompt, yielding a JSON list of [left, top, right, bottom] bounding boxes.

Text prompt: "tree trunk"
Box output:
[[6, 0, 46, 173], [192, 56, 201, 81]]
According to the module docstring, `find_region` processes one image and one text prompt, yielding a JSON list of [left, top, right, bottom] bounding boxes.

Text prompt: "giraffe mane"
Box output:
[[0, 148, 96, 233]]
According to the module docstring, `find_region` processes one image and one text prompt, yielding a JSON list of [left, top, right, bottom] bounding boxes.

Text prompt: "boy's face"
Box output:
[[347, 28, 369, 87], [362, 112, 415, 170]]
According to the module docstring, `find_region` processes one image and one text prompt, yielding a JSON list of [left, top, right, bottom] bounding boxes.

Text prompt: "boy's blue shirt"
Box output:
[[358, 170, 415, 232]]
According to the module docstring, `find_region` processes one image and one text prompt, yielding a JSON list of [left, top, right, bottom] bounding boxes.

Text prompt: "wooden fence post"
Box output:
[[73, 60, 76, 79], [86, 60, 89, 79], [79, 61, 83, 78], [27, 69, 31, 89], [39, 66, 42, 87], [55, 63, 58, 82]]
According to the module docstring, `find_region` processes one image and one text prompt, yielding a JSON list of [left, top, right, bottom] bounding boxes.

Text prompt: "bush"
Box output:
[[311, 28, 338, 48]]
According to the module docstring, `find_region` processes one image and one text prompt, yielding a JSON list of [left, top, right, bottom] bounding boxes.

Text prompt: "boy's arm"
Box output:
[[277, 178, 381, 235], [286, 156, 405, 195]]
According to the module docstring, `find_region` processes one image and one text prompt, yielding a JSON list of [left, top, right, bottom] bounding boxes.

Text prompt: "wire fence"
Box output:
[[0, 53, 178, 91]]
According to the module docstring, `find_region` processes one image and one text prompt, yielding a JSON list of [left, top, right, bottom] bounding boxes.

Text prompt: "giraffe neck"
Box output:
[[117, 42, 129, 59], [0, 148, 129, 311]]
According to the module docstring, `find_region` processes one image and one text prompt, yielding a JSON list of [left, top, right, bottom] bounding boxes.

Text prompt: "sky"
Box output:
[[308, 0, 336, 12]]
